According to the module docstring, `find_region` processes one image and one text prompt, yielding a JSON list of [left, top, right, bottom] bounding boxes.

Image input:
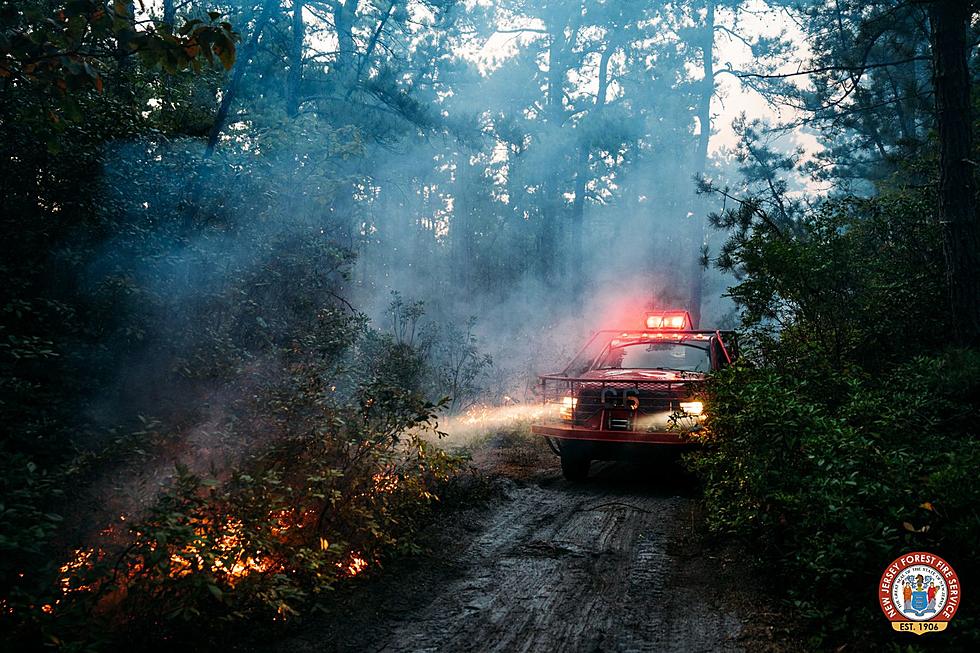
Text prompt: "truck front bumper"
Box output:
[[531, 423, 695, 445]]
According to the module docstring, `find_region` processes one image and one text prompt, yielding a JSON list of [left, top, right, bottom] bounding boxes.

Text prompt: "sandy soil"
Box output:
[[266, 433, 802, 653]]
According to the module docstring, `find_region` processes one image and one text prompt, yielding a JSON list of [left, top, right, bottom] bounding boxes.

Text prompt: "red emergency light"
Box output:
[[644, 310, 692, 330]]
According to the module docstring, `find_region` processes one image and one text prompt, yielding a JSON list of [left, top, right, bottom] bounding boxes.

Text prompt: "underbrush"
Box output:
[[0, 229, 490, 651], [689, 186, 979, 650], [4, 388, 465, 652], [689, 353, 979, 648], [0, 121, 510, 648]]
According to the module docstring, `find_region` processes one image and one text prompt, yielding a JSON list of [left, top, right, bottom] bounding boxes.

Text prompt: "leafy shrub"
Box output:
[[706, 186, 947, 379], [5, 368, 462, 651], [691, 184, 980, 648], [1, 236, 476, 651], [691, 355, 979, 647], [369, 292, 493, 414]]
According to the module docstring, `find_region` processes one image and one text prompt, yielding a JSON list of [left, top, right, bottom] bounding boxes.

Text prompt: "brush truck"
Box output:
[[532, 310, 737, 481]]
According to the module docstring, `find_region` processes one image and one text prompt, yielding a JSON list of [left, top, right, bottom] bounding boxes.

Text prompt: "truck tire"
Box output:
[[560, 450, 591, 482]]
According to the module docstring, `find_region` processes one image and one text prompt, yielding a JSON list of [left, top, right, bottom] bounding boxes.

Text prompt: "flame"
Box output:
[[372, 470, 399, 493], [50, 502, 375, 616], [167, 517, 275, 584], [338, 553, 368, 577], [59, 548, 96, 594], [268, 509, 297, 537]]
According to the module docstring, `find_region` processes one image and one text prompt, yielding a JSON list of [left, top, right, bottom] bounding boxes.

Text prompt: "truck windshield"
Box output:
[[596, 341, 710, 372]]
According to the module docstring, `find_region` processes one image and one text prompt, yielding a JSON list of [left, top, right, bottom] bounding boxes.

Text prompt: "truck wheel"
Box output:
[[560, 450, 591, 482]]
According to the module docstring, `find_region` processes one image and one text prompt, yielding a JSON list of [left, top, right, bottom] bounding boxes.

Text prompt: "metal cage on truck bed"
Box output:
[[532, 374, 703, 444], [530, 328, 737, 446]]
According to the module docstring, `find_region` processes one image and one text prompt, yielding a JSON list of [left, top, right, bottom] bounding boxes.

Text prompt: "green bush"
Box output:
[[5, 374, 462, 651], [691, 354, 979, 647], [0, 228, 476, 651], [691, 186, 980, 648]]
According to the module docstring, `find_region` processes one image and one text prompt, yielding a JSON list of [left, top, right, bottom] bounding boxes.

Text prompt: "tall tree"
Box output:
[[928, 0, 979, 343], [569, 42, 613, 300], [689, 0, 716, 328], [287, 0, 306, 117], [205, 0, 278, 156]]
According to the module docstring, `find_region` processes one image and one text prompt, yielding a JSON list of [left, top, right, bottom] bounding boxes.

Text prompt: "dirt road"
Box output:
[[278, 437, 756, 653], [367, 471, 739, 652]]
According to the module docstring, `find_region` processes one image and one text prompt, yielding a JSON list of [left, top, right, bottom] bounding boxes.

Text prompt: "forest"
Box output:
[[1, 0, 978, 650]]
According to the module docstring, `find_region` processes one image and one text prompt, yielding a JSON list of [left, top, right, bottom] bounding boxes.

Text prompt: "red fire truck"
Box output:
[[531, 310, 737, 481]]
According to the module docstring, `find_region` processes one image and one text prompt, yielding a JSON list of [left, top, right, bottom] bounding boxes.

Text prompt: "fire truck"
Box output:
[[531, 310, 737, 481]]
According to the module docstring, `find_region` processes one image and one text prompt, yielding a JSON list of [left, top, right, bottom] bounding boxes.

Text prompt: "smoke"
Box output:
[[61, 0, 763, 528], [342, 135, 738, 411]]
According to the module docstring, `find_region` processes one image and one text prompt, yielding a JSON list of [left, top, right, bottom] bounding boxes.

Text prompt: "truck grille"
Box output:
[[607, 416, 632, 430], [539, 377, 698, 432]]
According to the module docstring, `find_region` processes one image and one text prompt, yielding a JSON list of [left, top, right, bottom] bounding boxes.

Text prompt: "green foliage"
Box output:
[[691, 184, 980, 648], [359, 292, 493, 415], [430, 317, 494, 414], [706, 184, 946, 377], [691, 356, 979, 647], [91, 388, 460, 642], [0, 454, 64, 620], [0, 0, 237, 120], [2, 296, 467, 649]]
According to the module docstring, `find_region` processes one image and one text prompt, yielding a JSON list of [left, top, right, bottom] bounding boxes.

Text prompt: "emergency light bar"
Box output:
[[644, 310, 692, 330]]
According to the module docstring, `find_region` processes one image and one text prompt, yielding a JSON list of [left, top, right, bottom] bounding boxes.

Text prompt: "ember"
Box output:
[[372, 470, 400, 493], [59, 548, 95, 594]]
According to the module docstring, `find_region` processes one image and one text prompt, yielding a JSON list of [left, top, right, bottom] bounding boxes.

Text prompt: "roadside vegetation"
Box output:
[[0, 3, 502, 650], [691, 181, 980, 649], [1, 229, 482, 651], [686, 3, 980, 646]]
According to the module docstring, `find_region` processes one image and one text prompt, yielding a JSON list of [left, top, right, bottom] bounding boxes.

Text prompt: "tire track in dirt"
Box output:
[[361, 462, 742, 653]]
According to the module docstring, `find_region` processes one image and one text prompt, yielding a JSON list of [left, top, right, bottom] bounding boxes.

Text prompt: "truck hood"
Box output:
[[578, 368, 705, 382]]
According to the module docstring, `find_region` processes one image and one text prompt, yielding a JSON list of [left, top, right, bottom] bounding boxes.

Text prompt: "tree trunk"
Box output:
[[157, 0, 178, 126], [570, 45, 613, 301], [929, 0, 979, 344], [688, 0, 714, 328], [538, 4, 583, 285], [287, 0, 306, 118], [205, 0, 277, 157], [452, 150, 476, 292], [355, 1, 395, 87], [114, 0, 136, 101], [333, 0, 360, 93], [538, 18, 567, 284]]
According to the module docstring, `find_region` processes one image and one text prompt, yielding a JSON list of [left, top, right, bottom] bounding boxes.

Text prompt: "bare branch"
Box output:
[[728, 55, 928, 80]]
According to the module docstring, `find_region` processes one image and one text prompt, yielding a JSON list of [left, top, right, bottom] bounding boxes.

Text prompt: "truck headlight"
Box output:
[[679, 401, 704, 416], [559, 396, 577, 420]]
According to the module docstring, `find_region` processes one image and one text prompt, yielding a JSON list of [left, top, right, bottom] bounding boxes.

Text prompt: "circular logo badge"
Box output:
[[879, 551, 961, 635]]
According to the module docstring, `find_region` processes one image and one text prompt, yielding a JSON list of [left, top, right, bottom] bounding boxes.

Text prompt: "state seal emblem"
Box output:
[[879, 551, 961, 635]]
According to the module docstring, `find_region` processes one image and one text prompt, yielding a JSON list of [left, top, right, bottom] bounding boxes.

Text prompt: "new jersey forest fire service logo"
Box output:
[[879, 552, 961, 635]]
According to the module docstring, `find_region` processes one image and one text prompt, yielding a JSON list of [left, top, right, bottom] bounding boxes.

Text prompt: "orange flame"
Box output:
[[59, 548, 95, 594], [337, 553, 368, 577], [167, 517, 275, 584]]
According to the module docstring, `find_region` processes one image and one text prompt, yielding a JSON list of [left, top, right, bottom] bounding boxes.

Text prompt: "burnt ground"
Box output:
[[259, 432, 805, 653]]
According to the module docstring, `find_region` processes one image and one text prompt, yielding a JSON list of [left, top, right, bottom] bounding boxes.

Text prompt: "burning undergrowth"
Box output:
[[0, 156, 526, 650], [11, 391, 462, 650], [1, 225, 473, 650]]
